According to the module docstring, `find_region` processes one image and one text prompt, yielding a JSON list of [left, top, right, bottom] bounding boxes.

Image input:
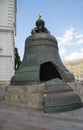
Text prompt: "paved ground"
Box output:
[[0, 102, 83, 130]]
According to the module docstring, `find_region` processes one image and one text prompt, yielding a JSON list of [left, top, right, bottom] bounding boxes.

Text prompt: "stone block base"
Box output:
[[0, 80, 10, 86], [0, 81, 83, 110], [5, 84, 45, 109]]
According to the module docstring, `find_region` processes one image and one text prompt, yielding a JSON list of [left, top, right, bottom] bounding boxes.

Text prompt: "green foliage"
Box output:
[[14, 47, 21, 71]]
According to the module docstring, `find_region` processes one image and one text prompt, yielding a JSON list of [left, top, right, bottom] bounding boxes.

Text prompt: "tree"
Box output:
[[14, 47, 21, 71]]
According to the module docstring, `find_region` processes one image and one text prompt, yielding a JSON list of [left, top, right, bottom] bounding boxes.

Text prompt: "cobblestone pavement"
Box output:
[[0, 102, 83, 130]]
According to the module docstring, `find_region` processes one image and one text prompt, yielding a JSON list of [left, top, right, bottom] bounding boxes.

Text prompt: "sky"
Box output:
[[15, 0, 83, 61]]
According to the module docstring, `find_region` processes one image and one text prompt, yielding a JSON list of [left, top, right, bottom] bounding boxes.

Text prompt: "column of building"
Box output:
[[0, 0, 16, 85]]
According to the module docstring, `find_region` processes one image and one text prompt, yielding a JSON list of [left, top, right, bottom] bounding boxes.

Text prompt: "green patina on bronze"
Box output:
[[11, 18, 75, 85], [10, 16, 82, 113], [44, 79, 82, 113]]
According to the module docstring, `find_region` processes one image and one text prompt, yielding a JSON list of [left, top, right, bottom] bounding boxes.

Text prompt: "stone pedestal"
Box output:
[[4, 84, 44, 110], [0, 81, 83, 111]]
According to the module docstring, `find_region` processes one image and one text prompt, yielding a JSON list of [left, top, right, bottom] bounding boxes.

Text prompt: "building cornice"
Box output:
[[64, 59, 83, 64], [0, 55, 12, 58], [0, 28, 14, 34]]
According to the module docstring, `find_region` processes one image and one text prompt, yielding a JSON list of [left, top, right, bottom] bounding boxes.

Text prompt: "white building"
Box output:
[[0, 0, 16, 85]]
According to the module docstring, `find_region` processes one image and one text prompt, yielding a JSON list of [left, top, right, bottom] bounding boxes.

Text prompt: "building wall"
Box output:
[[0, 0, 16, 85], [64, 59, 83, 81]]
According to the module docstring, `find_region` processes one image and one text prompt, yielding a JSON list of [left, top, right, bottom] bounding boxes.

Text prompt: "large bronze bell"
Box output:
[[11, 16, 82, 113], [11, 17, 75, 85]]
